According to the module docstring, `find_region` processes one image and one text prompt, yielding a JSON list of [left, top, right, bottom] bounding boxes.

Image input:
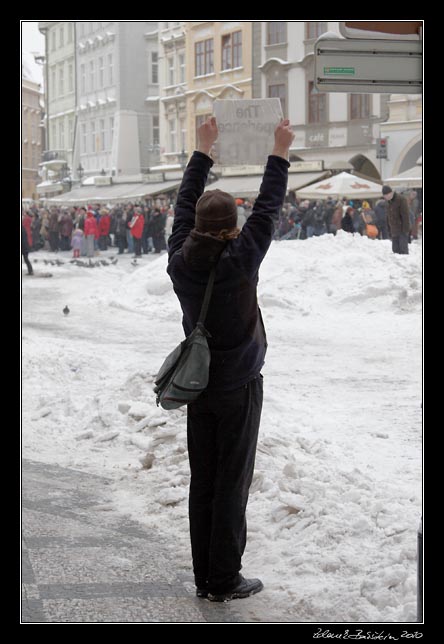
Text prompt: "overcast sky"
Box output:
[[22, 21, 44, 55]]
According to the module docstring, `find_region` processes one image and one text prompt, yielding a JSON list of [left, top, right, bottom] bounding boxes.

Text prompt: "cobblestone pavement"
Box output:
[[22, 459, 293, 623]]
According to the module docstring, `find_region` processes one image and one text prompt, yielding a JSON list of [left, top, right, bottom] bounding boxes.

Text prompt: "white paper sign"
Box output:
[[213, 99, 283, 166]]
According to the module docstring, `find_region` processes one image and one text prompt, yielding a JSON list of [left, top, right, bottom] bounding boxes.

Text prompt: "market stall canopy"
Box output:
[[44, 179, 181, 205], [384, 166, 422, 189], [296, 171, 383, 200]]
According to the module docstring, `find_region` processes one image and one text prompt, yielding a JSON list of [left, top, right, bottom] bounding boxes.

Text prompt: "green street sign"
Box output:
[[324, 67, 355, 75]]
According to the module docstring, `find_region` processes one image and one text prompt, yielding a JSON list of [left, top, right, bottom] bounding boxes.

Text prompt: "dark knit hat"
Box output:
[[195, 189, 237, 234], [382, 185, 393, 195]]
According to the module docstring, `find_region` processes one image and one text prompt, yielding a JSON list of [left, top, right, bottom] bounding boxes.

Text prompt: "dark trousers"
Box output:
[[187, 375, 263, 593], [134, 237, 142, 256], [392, 233, 409, 254], [22, 251, 33, 274]]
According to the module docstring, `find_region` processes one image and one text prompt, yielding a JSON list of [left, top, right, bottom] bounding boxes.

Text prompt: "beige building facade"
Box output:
[[185, 21, 253, 157], [379, 94, 422, 180]]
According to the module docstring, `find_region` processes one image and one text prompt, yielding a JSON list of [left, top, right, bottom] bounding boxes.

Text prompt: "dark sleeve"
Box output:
[[168, 151, 213, 260], [229, 155, 289, 277]]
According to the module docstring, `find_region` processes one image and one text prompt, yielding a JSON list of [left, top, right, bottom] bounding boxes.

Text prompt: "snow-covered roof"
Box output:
[[22, 51, 43, 87]]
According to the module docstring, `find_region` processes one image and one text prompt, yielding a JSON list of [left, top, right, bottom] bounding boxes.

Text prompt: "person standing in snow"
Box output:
[[167, 116, 294, 602], [128, 207, 144, 257], [84, 210, 99, 257], [382, 185, 411, 254], [22, 223, 33, 275]]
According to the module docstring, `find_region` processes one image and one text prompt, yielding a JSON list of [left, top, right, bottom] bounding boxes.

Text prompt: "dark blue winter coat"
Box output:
[[167, 151, 289, 391]]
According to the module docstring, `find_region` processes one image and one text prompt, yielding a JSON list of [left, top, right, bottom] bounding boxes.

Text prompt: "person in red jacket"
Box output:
[[128, 207, 144, 256], [98, 208, 111, 250], [84, 210, 99, 257], [22, 212, 33, 249]]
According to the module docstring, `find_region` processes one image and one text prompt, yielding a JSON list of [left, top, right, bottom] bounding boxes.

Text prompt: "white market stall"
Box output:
[[296, 171, 383, 200], [384, 166, 422, 189]]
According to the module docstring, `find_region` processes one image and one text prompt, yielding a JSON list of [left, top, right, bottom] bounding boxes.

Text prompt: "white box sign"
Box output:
[[213, 99, 283, 166]]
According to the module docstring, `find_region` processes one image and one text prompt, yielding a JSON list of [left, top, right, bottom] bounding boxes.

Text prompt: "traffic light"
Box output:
[[376, 137, 388, 159]]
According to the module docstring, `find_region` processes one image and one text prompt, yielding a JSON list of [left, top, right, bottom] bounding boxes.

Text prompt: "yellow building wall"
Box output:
[[185, 21, 252, 154]]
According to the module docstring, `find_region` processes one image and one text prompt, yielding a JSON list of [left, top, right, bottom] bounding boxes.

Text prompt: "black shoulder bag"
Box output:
[[154, 265, 217, 410]]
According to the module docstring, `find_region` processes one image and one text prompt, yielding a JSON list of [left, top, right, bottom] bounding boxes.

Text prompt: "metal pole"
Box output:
[[417, 517, 423, 622]]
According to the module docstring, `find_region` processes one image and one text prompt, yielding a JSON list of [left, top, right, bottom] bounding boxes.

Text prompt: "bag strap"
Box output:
[[197, 264, 217, 326]]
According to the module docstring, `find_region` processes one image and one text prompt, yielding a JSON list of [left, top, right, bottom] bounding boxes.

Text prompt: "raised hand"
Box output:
[[197, 116, 219, 157], [272, 119, 295, 160]]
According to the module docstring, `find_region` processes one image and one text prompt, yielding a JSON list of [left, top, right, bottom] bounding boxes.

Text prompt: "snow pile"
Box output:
[[22, 235, 422, 622]]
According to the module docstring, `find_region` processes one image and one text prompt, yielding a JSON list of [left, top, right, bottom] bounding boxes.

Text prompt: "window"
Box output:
[[68, 62, 74, 93], [233, 31, 242, 68], [108, 54, 113, 85], [59, 25, 64, 48], [81, 123, 87, 153], [152, 115, 159, 145], [51, 122, 56, 149], [90, 120, 96, 153], [151, 52, 158, 84], [67, 22, 73, 43], [59, 120, 65, 149], [109, 116, 114, 148], [350, 94, 370, 120], [269, 84, 286, 118], [98, 57, 104, 88], [195, 38, 213, 76], [168, 57, 175, 85], [306, 22, 328, 39], [68, 118, 74, 149], [80, 64, 86, 94], [51, 31, 56, 51], [80, 23, 85, 37], [267, 22, 286, 45], [51, 66, 57, 97], [58, 64, 64, 96], [169, 119, 176, 151], [89, 60, 95, 91], [179, 53, 185, 83], [308, 81, 326, 123], [99, 119, 105, 151], [221, 34, 232, 70]]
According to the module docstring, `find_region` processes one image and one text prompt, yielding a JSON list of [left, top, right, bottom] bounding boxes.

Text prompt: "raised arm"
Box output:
[[230, 119, 295, 276], [168, 118, 219, 259]]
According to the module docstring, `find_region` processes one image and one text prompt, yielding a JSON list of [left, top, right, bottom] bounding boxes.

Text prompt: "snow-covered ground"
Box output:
[[22, 232, 422, 623]]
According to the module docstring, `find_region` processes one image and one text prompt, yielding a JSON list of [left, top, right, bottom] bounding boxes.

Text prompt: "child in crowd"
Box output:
[[71, 227, 84, 258]]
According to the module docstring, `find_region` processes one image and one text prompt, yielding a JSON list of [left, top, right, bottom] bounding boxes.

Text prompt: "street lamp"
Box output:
[[178, 149, 187, 170], [77, 164, 84, 183]]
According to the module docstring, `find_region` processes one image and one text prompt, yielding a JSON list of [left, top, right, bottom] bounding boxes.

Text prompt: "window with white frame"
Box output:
[[109, 116, 114, 149], [68, 118, 74, 149], [59, 25, 64, 48], [59, 120, 65, 149], [98, 57, 104, 88], [68, 62, 74, 93], [51, 30, 56, 51], [67, 22, 73, 43], [151, 52, 158, 84], [90, 120, 96, 153], [58, 64, 64, 96], [180, 118, 186, 151], [89, 60, 95, 91], [51, 122, 56, 149], [267, 22, 286, 45], [222, 31, 242, 70], [108, 53, 113, 85], [179, 53, 185, 83], [168, 57, 174, 86], [152, 115, 159, 145], [169, 119, 176, 152], [80, 64, 86, 94], [99, 119, 105, 151], [81, 123, 87, 153], [51, 66, 57, 97]]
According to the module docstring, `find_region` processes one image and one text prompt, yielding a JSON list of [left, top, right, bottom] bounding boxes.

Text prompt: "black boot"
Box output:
[[207, 575, 263, 602]]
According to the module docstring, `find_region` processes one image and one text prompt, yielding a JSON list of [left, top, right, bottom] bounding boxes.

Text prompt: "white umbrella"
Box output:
[[296, 171, 383, 200], [384, 165, 422, 188]]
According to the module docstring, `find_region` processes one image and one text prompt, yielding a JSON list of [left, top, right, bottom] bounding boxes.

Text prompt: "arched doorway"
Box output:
[[349, 154, 380, 180]]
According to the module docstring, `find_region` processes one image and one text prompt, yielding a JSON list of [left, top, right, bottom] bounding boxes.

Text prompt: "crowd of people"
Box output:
[[21, 188, 422, 265], [275, 189, 422, 243], [21, 202, 173, 258]]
